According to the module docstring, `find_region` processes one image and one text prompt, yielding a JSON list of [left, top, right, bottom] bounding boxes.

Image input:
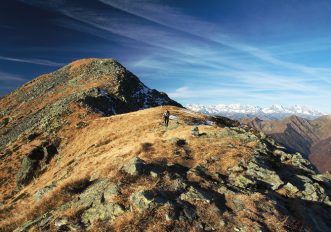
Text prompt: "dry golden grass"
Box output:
[[0, 106, 281, 231], [0, 175, 91, 231], [223, 193, 289, 232], [68, 58, 95, 71]]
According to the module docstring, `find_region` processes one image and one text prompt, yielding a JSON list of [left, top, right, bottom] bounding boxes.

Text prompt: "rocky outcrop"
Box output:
[[121, 156, 146, 176], [241, 115, 331, 172], [14, 124, 331, 231], [16, 142, 58, 188]]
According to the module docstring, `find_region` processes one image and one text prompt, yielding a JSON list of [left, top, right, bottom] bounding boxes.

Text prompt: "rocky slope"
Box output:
[[0, 58, 181, 152], [0, 58, 181, 211], [241, 116, 331, 173], [0, 59, 331, 231], [0, 105, 330, 232]]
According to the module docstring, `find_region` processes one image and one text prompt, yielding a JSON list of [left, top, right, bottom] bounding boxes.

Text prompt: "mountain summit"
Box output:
[[0, 58, 181, 150]]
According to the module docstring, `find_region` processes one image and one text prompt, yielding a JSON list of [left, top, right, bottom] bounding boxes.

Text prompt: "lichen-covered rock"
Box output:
[[130, 191, 154, 211], [274, 149, 292, 162], [122, 156, 146, 176], [283, 182, 299, 194], [77, 179, 119, 206], [228, 154, 284, 191], [13, 212, 52, 232], [150, 171, 158, 178], [33, 183, 56, 201], [294, 175, 331, 205], [291, 153, 316, 173], [54, 218, 68, 228], [180, 186, 211, 203], [16, 143, 58, 189], [104, 182, 120, 200], [212, 127, 259, 142], [246, 158, 284, 190], [81, 202, 125, 225], [130, 190, 167, 211], [230, 174, 257, 189], [16, 152, 41, 188]]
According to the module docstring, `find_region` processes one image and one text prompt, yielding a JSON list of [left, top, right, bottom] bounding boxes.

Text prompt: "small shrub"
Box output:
[[141, 142, 154, 152], [176, 139, 186, 147], [95, 138, 111, 147]]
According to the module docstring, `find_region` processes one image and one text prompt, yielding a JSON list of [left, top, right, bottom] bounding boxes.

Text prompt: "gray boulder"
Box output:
[[180, 186, 212, 204], [16, 143, 58, 188], [246, 159, 284, 190], [81, 202, 125, 225], [16, 147, 44, 188], [191, 126, 199, 136], [122, 156, 146, 175], [130, 190, 167, 211]]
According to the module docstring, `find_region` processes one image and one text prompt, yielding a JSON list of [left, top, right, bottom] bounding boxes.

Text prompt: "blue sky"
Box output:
[[1, 0, 331, 112]]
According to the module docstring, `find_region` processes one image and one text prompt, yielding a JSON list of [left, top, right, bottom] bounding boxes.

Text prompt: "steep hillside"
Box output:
[[310, 138, 331, 173], [311, 116, 331, 140], [0, 106, 330, 232], [241, 116, 331, 172], [0, 58, 181, 152]]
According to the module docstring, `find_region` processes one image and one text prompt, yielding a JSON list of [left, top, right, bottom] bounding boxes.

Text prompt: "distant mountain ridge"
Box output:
[[241, 115, 331, 173], [186, 104, 324, 120]]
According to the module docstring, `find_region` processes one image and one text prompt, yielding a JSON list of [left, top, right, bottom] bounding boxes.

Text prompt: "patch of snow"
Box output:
[[154, 97, 168, 105], [205, 120, 216, 126], [98, 88, 117, 115], [133, 84, 152, 97], [169, 115, 177, 120], [99, 89, 109, 97]]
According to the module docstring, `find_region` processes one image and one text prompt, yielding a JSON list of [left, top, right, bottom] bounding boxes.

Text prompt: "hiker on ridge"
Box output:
[[163, 110, 170, 127]]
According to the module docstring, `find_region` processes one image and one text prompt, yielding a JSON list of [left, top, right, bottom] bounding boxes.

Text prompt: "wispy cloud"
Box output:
[[0, 71, 27, 96], [18, 0, 331, 112], [0, 71, 25, 81], [97, 0, 331, 78], [98, 0, 219, 36], [0, 56, 64, 67]]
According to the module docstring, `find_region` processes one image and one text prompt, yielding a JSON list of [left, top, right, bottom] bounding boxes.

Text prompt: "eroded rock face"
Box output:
[[63, 179, 125, 227], [242, 115, 331, 173], [16, 148, 43, 187], [16, 143, 58, 188], [81, 202, 125, 225], [245, 156, 284, 190], [180, 186, 212, 204], [130, 190, 167, 211]]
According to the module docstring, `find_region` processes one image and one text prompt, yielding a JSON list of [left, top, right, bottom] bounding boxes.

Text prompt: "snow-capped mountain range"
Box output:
[[186, 104, 324, 120]]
